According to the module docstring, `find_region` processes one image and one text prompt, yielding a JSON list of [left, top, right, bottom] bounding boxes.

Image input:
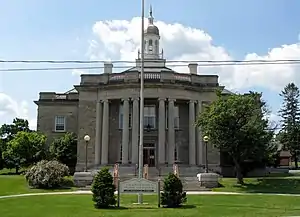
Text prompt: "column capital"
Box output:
[[101, 99, 109, 103], [121, 98, 130, 102], [131, 97, 140, 101], [158, 97, 166, 101], [168, 98, 176, 102], [189, 100, 197, 104]]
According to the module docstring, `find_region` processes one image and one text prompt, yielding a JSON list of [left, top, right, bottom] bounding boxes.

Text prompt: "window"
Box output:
[[144, 106, 156, 129], [149, 39, 153, 52], [119, 144, 122, 161], [174, 146, 178, 161], [166, 105, 180, 129], [119, 103, 132, 129], [155, 40, 158, 53], [55, 116, 66, 132]]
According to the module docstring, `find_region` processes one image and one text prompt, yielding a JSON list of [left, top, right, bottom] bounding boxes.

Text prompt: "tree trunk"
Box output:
[[295, 156, 298, 169], [15, 166, 19, 174], [234, 162, 244, 185]]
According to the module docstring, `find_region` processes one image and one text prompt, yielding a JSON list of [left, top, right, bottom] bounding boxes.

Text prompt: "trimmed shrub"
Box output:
[[91, 168, 116, 209], [25, 160, 69, 189], [161, 173, 187, 208]]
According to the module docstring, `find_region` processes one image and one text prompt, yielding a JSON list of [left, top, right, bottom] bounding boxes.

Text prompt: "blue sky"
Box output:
[[1, 0, 300, 128]]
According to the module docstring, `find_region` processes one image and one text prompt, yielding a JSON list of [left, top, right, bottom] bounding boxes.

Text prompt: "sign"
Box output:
[[119, 178, 158, 194]]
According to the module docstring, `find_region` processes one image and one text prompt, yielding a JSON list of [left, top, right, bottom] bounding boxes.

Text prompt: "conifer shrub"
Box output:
[[91, 167, 116, 209], [161, 173, 187, 208]]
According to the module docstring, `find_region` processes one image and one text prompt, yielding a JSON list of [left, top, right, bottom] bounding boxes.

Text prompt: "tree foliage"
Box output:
[[0, 118, 31, 170], [196, 91, 274, 184], [278, 82, 300, 168], [161, 173, 187, 208], [91, 168, 116, 209], [2, 131, 47, 173], [49, 132, 77, 174]]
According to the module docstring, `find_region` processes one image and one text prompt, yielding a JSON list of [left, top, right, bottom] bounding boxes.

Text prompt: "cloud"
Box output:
[[0, 92, 36, 130], [87, 17, 300, 92]]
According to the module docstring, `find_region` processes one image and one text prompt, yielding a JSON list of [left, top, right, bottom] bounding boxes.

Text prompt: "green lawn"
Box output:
[[0, 169, 76, 196], [216, 175, 300, 194], [1, 194, 300, 217]]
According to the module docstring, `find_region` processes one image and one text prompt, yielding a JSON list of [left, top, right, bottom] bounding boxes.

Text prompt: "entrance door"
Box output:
[[143, 148, 155, 167]]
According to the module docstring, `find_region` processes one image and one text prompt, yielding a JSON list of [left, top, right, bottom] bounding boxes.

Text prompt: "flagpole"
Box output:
[[137, 0, 145, 204]]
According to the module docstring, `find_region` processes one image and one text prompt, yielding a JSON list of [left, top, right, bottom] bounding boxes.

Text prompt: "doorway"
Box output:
[[143, 143, 155, 167]]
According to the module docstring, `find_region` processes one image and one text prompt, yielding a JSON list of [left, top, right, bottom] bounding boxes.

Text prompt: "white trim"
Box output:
[[54, 115, 66, 132]]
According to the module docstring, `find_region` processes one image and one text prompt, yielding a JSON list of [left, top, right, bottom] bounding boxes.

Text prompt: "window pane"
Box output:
[[55, 116, 65, 131]]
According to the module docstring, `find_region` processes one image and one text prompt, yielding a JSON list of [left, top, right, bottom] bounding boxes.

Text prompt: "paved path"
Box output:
[[1, 190, 300, 200]]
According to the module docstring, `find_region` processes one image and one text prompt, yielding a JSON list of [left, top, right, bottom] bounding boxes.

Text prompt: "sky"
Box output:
[[1, 0, 300, 130]]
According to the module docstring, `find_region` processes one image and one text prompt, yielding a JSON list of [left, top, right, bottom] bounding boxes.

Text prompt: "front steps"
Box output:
[[75, 165, 214, 191]]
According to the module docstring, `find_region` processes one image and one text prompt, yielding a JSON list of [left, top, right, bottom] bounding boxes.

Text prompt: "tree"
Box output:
[[196, 91, 274, 184], [91, 168, 116, 209], [161, 173, 187, 208], [2, 131, 47, 173], [278, 83, 300, 168], [49, 132, 77, 174], [0, 118, 31, 169]]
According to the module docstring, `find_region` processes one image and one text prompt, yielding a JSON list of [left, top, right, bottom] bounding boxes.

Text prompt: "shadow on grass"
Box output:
[[233, 178, 300, 194], [95, 206, 129, 210]]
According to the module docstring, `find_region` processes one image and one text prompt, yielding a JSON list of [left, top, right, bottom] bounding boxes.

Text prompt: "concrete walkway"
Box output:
[[1, 190, 300, 200]]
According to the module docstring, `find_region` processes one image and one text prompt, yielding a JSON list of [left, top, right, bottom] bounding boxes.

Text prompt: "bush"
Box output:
[[25, 160, 69, 189], [161, 173, 187, 208], [91, 168, 116, 209]]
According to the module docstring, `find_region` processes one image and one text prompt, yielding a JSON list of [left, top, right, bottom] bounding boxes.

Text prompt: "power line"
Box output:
[[1, 59, 300, 64], [1, 61, 300, 72]]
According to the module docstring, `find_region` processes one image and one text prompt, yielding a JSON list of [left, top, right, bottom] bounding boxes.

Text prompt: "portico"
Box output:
[[94, 97, 204, 167]]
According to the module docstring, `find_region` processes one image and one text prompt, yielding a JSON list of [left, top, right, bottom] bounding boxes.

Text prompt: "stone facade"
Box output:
[[34, 9, 233, 177]]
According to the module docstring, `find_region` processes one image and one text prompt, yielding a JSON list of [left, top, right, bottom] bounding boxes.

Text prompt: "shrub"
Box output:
[[25, 160, 69, 189], [161, 173, 187, 208], [91, 167, 116, 209]]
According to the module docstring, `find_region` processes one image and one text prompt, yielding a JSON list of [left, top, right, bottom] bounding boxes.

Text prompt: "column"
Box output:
[[196, 101, 204, 165], [158, 98, 166, 165], [101, 99, 109, 165], [189, 100, 196, 165], [95, 101, 102, 165], [131, 98, 139, 164], [168, 98, 175, 164], [121, 98, 130, 164]]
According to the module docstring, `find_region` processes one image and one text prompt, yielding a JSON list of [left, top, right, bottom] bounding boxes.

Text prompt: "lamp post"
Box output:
[[84, 134, 90, 172], [203, 135, 209, 173]]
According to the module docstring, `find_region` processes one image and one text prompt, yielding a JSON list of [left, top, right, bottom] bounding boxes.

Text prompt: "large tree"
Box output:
[[278, 83, 300, 168], [49, 132, 77, 174], [0, 118, 31, 170], [196, 91, 274, 184], [2, 131, 47, 173]]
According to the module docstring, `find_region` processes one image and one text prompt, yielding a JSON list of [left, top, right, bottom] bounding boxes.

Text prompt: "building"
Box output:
[[34, 8, 233, 176]]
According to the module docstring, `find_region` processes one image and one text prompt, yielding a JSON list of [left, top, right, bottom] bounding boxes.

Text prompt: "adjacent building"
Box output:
[[34, 8, 234, 176]]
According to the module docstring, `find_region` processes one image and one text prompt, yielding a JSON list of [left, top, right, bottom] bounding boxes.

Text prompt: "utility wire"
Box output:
[[1, 61, 300, 72], [1, 59, 300, 64]]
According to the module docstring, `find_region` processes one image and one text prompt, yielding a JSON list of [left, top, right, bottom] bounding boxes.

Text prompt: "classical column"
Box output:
[[131, 98, 139, 164], [168, 98, 175, 164], [95, 101, 102, 165], [189, 100, 196, 165], [101, 99, 109, 165], [121, 98, 130, 164], [158, 98, 166, 165], [196, 101, 204, 165]]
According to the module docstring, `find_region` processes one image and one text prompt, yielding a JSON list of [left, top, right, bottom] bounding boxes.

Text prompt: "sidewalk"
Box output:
[[1, 190, 300, 200]]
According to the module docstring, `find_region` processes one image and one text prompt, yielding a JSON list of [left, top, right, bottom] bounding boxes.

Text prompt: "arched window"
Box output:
[[155, 40, 158, 53]]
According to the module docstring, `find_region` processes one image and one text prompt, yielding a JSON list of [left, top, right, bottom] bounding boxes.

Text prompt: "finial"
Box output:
[[150, 5, 153, 17]]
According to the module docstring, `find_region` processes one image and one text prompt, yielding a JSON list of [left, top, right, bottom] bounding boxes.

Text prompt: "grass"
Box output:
[[0, 168, 76, 196], [216, 173, 300, 194], [1, 194, 300, 217]]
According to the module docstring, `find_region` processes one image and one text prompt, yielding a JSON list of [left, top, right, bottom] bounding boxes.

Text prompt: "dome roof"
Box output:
[[145, 25, 159, 35]]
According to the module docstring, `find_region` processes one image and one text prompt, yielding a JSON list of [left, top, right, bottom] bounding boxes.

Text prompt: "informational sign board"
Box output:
[[119, 178, 158, 194]]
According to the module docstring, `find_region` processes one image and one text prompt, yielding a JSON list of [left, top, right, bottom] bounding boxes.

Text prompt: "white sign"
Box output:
[[119, 178, 158, 194]]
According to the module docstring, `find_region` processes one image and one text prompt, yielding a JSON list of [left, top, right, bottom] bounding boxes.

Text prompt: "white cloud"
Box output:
[[0, 92, 36, 130], [87, 17, 300, 91]]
